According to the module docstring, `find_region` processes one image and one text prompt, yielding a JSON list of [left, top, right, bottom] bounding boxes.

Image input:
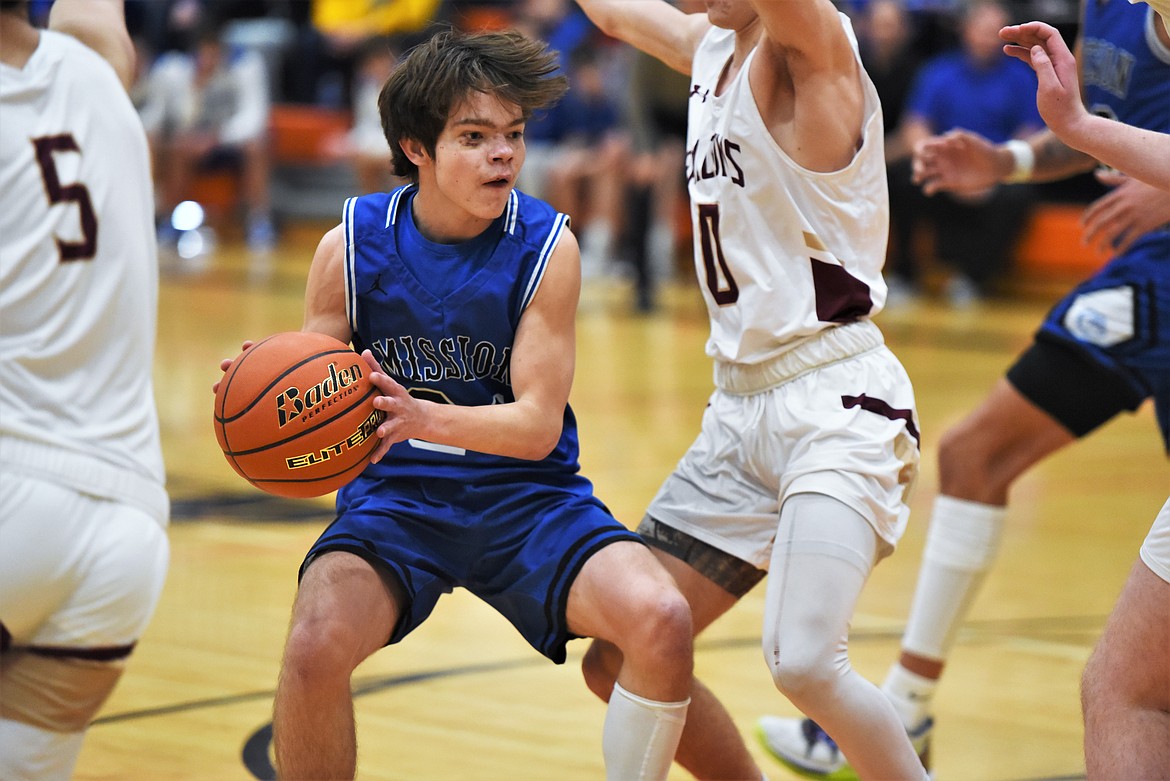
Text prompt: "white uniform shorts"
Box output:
[[0, 473, 169, 650], [646, 322, 920, 571], [1140, 497, 1170, 584]]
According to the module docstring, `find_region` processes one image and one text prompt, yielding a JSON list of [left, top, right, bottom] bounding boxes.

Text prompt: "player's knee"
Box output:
[[936, 425, 981, 487], [581, 639, 620, 702], [1080, 637, 1137, 714], [1081, 644, 1116, 721], [765, 646, 835, 706], [1, 651, 124, 733], [621, 590, 693, 673], [280, 616, 363, 683]]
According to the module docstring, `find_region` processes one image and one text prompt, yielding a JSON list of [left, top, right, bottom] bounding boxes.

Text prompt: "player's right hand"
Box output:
[[912, 129, 1007, 197]]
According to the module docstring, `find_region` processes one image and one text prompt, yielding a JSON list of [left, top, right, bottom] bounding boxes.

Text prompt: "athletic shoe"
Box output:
[[755, 715, 933, 780]]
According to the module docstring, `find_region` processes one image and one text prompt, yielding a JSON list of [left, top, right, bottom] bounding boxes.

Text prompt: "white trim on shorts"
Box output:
[[1140, 498, 1170, 584]]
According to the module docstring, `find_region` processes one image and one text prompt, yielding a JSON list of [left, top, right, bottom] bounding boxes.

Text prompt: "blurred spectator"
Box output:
[[284, 0, 440, 106], [321, 36, 408, 194], [540, 42, 631, 278], [854, 0, 926, 305], [622, 46, 690, 311], [857, 0, 923, 160], [887, 0, 1043, 305], [513, 0, 596, 201], [138, 17, 276, 252], [512, 0, 629, 278]]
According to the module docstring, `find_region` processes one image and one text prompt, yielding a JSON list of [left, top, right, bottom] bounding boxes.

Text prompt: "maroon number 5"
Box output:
[[33, 134, 98, 262], [697, 203, 738, 305]]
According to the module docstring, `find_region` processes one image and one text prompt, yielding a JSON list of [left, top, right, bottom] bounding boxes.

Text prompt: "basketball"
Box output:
[[213, 331, 384, 498]]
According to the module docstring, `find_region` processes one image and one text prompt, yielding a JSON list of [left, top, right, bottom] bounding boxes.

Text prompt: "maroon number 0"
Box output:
[[697, 203, 738, 305], [32, 135, 98, 262]]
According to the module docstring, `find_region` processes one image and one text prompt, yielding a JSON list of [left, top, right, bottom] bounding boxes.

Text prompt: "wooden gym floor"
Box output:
[[73, 227, 1166, 780]]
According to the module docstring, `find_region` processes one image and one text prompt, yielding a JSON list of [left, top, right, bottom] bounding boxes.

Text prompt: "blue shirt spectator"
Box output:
[[906, 45, 1042, 142]]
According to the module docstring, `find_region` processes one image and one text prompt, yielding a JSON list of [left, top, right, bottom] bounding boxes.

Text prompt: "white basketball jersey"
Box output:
[[686, 17, 889, 365], [0, 30, 165, 488]]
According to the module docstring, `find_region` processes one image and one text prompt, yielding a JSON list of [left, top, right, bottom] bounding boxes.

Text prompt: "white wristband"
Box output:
[[1004, 139, 1035, 184]]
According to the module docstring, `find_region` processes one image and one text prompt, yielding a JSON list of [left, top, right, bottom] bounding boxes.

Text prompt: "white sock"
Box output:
[[602, 682, 688, 781], [0, 718, 86, 781], [881, 664, 938, 730]]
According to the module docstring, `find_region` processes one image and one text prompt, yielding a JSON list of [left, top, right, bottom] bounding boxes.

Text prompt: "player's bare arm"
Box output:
[[48, 0, 135, 89], [213, 225, 352, 395], [573, 0, 709, 75], [302, 224, 354, 344], [360, 230, 581, 462], [1003, 20, 1170, 192], [748, 0, 865, 172]]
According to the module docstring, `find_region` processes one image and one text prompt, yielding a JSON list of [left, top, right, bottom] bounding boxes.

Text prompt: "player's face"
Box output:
[[424, 91, 525, 232]]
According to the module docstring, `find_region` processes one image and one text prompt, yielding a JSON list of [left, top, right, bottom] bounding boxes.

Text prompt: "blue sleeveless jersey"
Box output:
[[1033, 1, 1170, 445], [1078, 0, 1170, 267], [1081, 0, 1170, 135], [338, 185, 581, 489]]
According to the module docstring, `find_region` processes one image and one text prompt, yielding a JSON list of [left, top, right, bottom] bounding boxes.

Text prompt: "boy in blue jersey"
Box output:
[[1002, 17, 1170, 778], [761, 1, 1170, 776], [262, 29, 692, 781]]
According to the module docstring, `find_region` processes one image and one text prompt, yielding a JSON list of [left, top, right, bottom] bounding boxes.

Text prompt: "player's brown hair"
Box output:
[[378, 27, 568, 182]]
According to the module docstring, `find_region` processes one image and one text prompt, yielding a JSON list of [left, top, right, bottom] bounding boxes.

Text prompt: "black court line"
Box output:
[[90, 617, 1102, 781]]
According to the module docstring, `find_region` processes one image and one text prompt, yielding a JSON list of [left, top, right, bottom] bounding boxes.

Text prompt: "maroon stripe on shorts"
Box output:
[[841, 394, 920, 445]]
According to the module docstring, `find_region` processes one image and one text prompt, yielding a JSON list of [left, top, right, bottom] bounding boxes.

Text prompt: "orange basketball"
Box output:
[[213, 331, 384, 498]]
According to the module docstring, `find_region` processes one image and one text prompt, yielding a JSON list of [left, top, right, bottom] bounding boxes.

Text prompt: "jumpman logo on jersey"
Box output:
[[368, 273, 387, 296], [690, 84, 710, 103]]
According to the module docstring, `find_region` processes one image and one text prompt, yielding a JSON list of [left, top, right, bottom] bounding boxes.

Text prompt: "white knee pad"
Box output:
[[763, 493, 876, 703], [0, 718, 86, 781]]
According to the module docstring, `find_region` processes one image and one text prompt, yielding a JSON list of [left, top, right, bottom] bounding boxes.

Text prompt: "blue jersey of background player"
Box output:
[[252, 29, 694, 781], [1027, 0, 1170, 442]]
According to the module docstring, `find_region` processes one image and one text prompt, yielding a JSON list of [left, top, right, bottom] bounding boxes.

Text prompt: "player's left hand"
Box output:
[[1000, 22, 1088, 142], [360, 349, 424, 463], [1082, 171, 1170, 254]]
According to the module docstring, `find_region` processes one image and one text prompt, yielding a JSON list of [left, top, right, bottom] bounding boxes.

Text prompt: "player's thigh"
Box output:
[[565, 540, 687, 644], [0, 474, 167, 648], [1, 650, 124, 733], [636, 528, 754, 634], [291, 550, 405, 659]]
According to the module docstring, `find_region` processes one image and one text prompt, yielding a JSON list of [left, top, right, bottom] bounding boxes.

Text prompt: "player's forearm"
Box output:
[[1057, 115, 1170, 192], [49, 0, 134, 89], [418, 397, 564, 462], [1001, 129, 1099, 184], [571, 0, 697, 74]]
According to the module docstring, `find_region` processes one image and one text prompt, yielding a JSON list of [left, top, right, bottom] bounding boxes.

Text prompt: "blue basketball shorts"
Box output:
[[1007, 236, 1170, 449], [301, 472, 642, 663]]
